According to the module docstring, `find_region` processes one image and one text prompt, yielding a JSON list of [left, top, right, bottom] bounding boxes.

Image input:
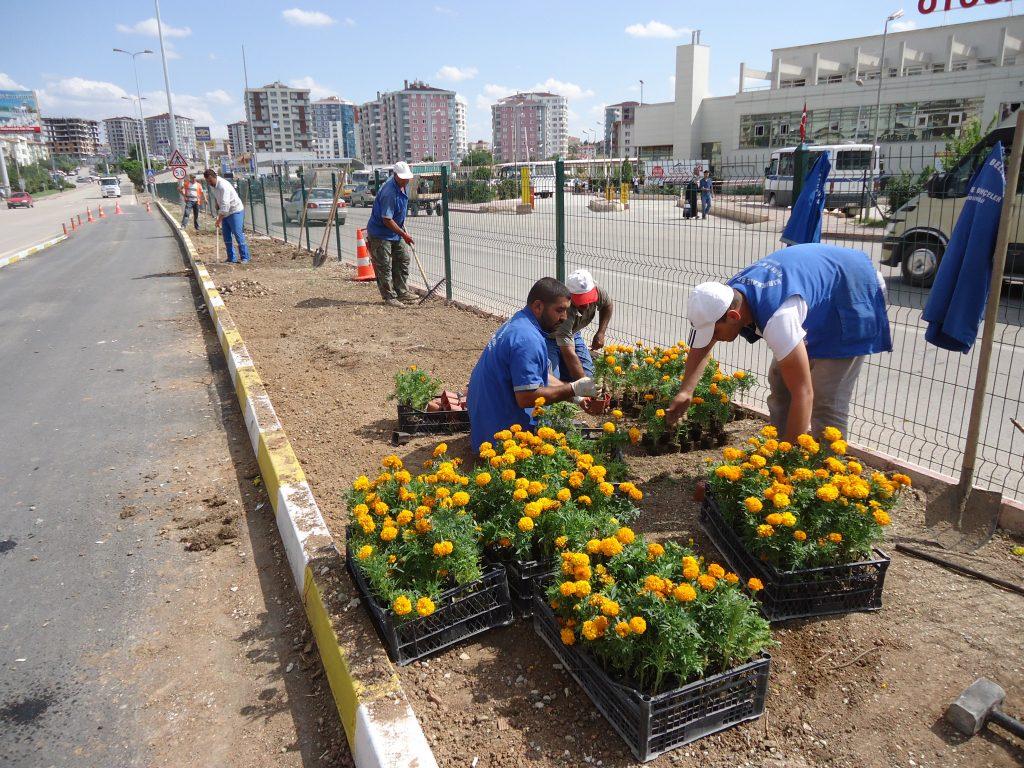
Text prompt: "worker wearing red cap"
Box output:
[[547, 269, 613, 382]]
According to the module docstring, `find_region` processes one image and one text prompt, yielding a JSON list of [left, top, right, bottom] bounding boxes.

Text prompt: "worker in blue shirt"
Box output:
[[666, 243, 891, 440], [468, 278, 597, 451], [366, 161, 416, 308]]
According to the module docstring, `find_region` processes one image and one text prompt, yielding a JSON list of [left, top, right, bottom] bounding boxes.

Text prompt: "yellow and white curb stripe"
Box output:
[[0, 234, 68, 271], [156, 202, 438, 768]]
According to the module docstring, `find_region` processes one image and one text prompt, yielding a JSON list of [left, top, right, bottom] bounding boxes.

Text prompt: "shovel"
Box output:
[[927, 110, 1024, 551], [313, 181, 346, 269], [409, 244, 446, 305]]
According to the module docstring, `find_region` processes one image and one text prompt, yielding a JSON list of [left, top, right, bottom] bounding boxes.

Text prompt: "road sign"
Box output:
[[651, 165, 665, 179], [171, 166, 186, 180], [146, 169, 156, 179], [168, 149, 187, 168]]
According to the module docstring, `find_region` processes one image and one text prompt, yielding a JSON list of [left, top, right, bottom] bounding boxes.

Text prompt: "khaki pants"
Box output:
[[367, 237, 410, 300], [767, 356, 865, 438]]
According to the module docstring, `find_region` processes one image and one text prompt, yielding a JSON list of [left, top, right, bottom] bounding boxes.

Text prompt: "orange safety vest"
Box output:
[[181, 180, 205, 205]]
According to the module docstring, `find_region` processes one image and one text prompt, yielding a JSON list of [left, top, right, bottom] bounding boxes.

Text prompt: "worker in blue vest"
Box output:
[[666, 243, 891, 440]]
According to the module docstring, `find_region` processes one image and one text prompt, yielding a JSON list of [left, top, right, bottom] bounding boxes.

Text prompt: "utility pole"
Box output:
[[0, 141, 10, 197], [154, 0, 179, 156], [114, 48, 156, 193]]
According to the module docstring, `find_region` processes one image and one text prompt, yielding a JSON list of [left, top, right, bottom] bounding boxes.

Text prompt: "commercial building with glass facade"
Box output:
[[632, 17, 1024, 173]]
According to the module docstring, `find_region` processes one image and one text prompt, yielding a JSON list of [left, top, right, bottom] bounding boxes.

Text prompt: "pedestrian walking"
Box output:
[[684, 172, 699, 219], [178, 173, 204, 231], [203, 168, 250, 264], [666, 243, 891, 439], [699, 170, 714, 219], [365, 161, 416, 308]]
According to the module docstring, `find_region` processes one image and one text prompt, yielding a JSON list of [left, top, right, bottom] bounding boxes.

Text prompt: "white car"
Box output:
[[99, 176, 121, 198]]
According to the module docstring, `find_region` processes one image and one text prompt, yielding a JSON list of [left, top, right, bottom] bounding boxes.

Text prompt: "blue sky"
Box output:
[[2, 1, 1019, 141]]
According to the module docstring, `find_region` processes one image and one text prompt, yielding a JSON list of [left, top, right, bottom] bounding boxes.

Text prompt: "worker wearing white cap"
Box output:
[[547, 269, 613, 382], [366, 161, 417, 307], [666, 244, 891, 440]]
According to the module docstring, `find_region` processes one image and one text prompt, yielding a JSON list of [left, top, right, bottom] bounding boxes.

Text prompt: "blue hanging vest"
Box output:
[[728, 244, 892, 359]]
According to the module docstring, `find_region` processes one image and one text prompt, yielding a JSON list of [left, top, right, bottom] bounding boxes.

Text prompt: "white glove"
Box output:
[[571, 377, 596, 398]]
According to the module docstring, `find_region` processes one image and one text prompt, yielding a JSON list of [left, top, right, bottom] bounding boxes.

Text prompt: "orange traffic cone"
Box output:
[[145, 201, 151, 213], [70, 217, 76, 231], [86, 207, 95, 223], [114, 201, 123, 215], [98, 205, 106, 218], [62, 223, 68, 236], [352, 228, 376, 282]]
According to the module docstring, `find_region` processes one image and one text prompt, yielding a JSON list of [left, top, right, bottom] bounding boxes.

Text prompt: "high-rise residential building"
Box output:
[[311, 96, 357, 159], [244, 81, 315, 161], [604, 101, 639, 158], [454, 98, 468, 162], [227, 120, 250, 157], [144, 113, 196, 160], [490, 92, 568, 163], [103, 116, 143, 159], [42, 117, 100, 158], [357, 80, 461, 165]]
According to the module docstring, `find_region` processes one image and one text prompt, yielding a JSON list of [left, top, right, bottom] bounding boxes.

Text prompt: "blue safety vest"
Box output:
[[728, 244, 892, 359]]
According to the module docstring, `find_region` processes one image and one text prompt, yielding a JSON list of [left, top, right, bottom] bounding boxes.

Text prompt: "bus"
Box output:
[[763, 143, 881, 210], [495, 161, 557, 198]]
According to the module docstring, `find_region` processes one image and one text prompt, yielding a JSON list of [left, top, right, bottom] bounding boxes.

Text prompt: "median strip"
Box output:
[[0, 234, 68, 271]]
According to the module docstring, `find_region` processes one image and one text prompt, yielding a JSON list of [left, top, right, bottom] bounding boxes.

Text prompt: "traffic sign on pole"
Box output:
[[168, 149, 187, 169], [171, 166, 186, 180]]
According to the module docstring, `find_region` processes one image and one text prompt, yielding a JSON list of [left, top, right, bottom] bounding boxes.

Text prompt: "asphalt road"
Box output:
[[0, 204, 344, 767]]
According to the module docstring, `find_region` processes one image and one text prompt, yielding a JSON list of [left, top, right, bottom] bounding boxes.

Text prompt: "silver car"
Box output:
[[350, 184, 376, 207], [283, 187, 347, 225]]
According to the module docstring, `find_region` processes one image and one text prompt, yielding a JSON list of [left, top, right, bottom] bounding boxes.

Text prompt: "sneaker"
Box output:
[[383, 298, 407, 308], [398, 292, 419, 304], [240, 258, 250, 264]]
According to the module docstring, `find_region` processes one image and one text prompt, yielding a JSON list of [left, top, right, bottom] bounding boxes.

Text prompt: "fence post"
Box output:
[[301, 176, 310, 251], [555, 159, 565, 283], [246, 179, 254, 232], [278, 175, 288, 243], [793, 143, 807, 207], [441, 165, 453, 300], [332, 172, 342, 262], [261, 177, 270, 235]]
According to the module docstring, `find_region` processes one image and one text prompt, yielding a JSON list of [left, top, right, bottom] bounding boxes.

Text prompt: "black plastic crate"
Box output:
[[532, 593, 770, 762], [395, 403, 470, 436], [346, 544, 514, 665], [699, 494, 890, 622], [484, 549, 557, 618]]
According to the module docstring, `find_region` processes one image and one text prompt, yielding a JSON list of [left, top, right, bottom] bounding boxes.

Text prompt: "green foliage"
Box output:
[[389, 366, 442, 411], [6, 160, 62, 195], [120, 159, 144, 190], [461, 148, 493, 167], [471, 165, 492, 181], [449, 178, 494, 203], [494, 178, 518, 200], [942, 117, 985, 171], [885, 166, 934, 214]]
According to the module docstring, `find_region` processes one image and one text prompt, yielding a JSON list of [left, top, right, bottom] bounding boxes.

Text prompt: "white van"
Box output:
[[763, 143, 881, 210], [882, 120, 1022, 286], [99, 176, 121, 198]]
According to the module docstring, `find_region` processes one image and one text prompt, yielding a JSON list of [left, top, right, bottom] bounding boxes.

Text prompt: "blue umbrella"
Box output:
[[923, 142, 1005, 353], [781, 150, 831, 246]]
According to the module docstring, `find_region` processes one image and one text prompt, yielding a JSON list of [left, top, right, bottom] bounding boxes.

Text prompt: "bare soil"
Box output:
[[189, 225, 1024, 768]]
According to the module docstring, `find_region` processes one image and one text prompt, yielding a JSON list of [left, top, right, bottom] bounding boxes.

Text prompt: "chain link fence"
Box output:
[[157, 144, 1024, 502]]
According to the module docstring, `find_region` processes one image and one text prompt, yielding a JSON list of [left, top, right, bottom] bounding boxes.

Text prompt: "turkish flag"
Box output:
[[799, 102, 807, 142]]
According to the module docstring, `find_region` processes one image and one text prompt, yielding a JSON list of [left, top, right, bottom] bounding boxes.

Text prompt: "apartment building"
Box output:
[[490, 92, 568, 163], [103, 116, 143, 159], [244, 82, 315, 162], [227, 120, 250, 157], [357, 80, 462, 165], [144, 113, 196, 160], [42, 117, 100, 158]]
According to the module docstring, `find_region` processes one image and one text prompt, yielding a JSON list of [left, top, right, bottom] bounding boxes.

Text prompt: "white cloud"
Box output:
[[475, 83, 516, 111], [116, 18, 191, 38], [288, 76, 337, 101], [436, 65, 478, 83], [281, 8, 336, 26], [891, 20, 917, 32], [625, 20, 690, 39], [531, 78, 594, 100], [162, 41, 181, 60], [205, 89, 234, 105], [0, 72, 28, 90], [344, 17, 356, 26], [433, 5, 456, 15]]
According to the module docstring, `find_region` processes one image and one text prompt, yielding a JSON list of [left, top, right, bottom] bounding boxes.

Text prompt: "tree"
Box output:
[[621, 160, 634, 181], [421, 155, 434, 162], [120, 159, 144, 190], [461, 148, 493, 167], [471, 165, 492, 180], [941, 118, 985, 171]]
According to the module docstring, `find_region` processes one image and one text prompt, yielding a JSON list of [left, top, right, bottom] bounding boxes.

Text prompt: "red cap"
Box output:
[[570, 287, 599, 307]]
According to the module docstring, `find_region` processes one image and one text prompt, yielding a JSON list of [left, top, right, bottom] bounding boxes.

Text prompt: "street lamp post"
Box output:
[[114, 47, 155, 194], [153, 0, 179, 156], [864, 8, 904, 219], [639, 80, 644, 106], [121, 96, 146, 166]]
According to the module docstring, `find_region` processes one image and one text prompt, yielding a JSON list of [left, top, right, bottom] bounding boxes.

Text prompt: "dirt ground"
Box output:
[[189, 224, 1023, 768]]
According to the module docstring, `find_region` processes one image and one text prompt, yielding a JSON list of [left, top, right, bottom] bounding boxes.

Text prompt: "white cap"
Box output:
[[565, 269, 599, 306], [688, 282, 735, 348], [393, 161, 414, 180]]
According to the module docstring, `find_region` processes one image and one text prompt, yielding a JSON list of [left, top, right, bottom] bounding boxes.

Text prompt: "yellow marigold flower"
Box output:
[[794, 529, 807, 541], [415, 518, 432, 533], [873, 509, 892, 526], [693, 396, 704, 405], [357, 545, 373, 560], [523, 501, 542, 519], [534, 396, 546, 406], [517, 516, 534, 532], [761, 425, 778, 439], [352, 503, 369, 517], [747, 577, 764, 592], [715, 465, 743, 482], [846, 461, 863, 475], [707, 563, 726, 579], [722, 447, 743, 462], [673, 583, 697, 602], [527, 480, 544, 496], [392, 596, 412, 615], [616, 527, 636, 545], [796, 433, 816, 449], [628, 616, 647, 635], [600, 600, 620, 617], [555, 535, 568, 549], [892, 473, 912, 487], [602, 421, 616, 434], [585, 538, 602, 554], [614, 366, 623, 374], [560, 627, 575, 645], [698, 574, 717, 591], [724, 572, 740, 584], [830, 439, 848, 455], [791, 468, 814, 482], [734, 370, 747, 380], [816, 484, 840, 502], [605, 355, 616, 365], [749, 454, 767, 469], [557, 488, 572, 502], [655, 408, 666, 418], [500, 469, 516, 483], [772, 493, 790, 509], [578, 495, 592, 506], [614, 621, 632, 638], [476, 472, 492, 487], [352, 475, 371, 491], [600, 537, 623, 557], [396, 510, 413, 526], [744, 497, 764, 514], [380, 526, 398, 542], [489, 456, 503, 468], [559, 581, 576, 597], [452, 491, 470, 507], [757, 524, 775, 538], [416, 597, 436, 617], [780, 512, 797, 527], [598, 482, 615, 497], [778, 441, 793, 452], [647, 542, 665, 559], [513, 488, 528, 501], [828, 532, 843, 543], [822, 426, 843, 442], [581, 620, 600, 641], [764, 513, 783, 526], [432, 443, 448, 458], [574, 580, 591, 598], [358, 516, 376, 534]]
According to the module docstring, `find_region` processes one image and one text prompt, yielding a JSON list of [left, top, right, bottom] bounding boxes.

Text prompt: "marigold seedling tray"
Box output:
[[532, 593, 770, 762], [699, 494, 890, 622], [484, 549, 557, 618], [346, 543, 514, 665], [395, 403, 470, 437]]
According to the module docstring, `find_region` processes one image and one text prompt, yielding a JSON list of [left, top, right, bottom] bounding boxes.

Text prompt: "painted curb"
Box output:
[[155, 201, 439, 768], [0, 234, 68, 270]]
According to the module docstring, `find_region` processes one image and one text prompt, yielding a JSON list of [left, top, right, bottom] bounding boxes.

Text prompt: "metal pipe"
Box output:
[[866, 9, 904, 219]]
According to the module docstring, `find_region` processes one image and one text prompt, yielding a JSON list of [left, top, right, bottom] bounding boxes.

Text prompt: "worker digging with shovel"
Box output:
[[365, 161, 418, 308]]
